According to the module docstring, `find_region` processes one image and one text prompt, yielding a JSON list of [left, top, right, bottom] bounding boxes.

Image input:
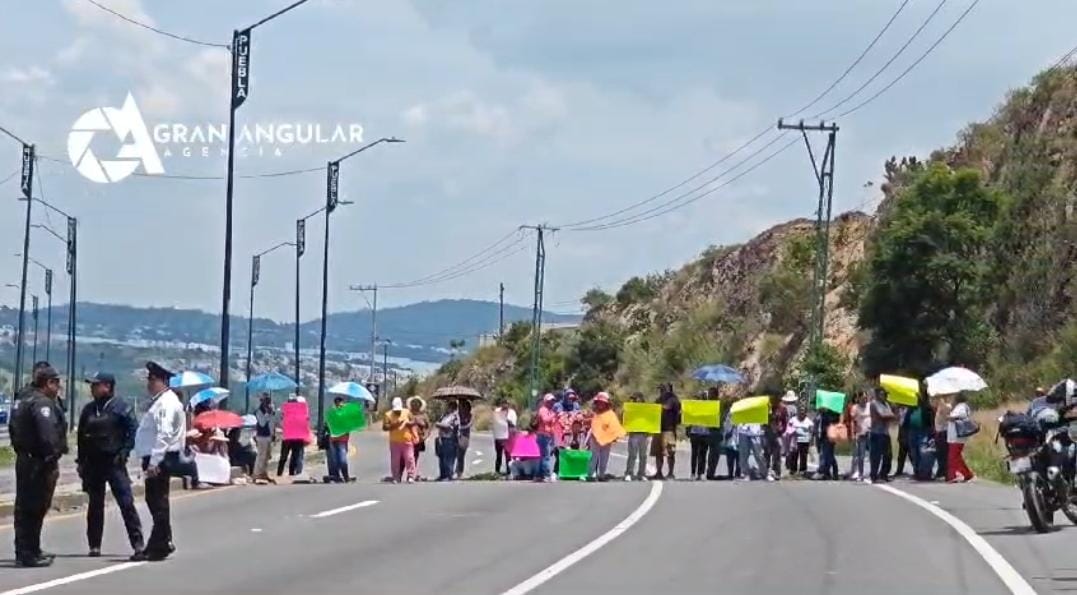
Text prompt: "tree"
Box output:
[[448, 339, 466, 360], [581, 288, 613, 317], [858, 164, 1005, 376], [566, 320, 623, 397], [784, 343, 849, 394]]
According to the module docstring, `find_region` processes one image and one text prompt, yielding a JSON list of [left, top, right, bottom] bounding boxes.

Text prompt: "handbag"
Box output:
[[826, 423, 850, 443], [955, 418, 980, 438]]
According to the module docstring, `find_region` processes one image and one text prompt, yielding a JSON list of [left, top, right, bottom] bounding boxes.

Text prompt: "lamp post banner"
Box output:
[[20, 144, 34, 199], [231, 28, 252, 110]]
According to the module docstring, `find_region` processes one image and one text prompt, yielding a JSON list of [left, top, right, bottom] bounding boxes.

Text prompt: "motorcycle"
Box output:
[[999, 409, 1077, 533]]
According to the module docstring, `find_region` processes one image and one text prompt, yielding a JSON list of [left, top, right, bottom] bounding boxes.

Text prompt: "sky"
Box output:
[[0, 0, 1073, 323]]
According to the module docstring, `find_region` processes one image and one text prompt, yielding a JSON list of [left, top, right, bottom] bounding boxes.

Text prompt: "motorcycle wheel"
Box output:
[[1023, 473, 1055, 533]]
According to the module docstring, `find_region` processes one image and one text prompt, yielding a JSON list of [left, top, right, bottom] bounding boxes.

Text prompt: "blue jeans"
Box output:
[[818, 438, 838, 479], [326, 441, 349, 481], [536, 433, 555, 479], [851, 434, 869, 478], [436, 437, 458, 480], [869, 432, 892, 481]]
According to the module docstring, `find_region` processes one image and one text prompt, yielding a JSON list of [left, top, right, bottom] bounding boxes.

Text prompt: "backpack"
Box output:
[[998, 411, 1039, 441]]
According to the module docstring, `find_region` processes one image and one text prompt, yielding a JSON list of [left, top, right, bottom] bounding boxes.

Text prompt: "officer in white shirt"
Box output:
[[134, 361, 186, 561]]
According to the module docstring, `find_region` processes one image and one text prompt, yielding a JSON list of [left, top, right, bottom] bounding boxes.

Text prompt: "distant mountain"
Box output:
[[0, 299, 580, 364]]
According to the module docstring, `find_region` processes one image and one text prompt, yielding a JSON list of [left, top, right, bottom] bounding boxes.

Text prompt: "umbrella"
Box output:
[[193, 409, 244, 430], [926, 367, 987, 397], [169, 370, 215, 392], [240, 414, 257, 428], [190, 387, 230, 407], [327, 381, 375, 403], [246, 372, 298, 393], [431, 386, 484, 401], [692, 364, 744, 384]]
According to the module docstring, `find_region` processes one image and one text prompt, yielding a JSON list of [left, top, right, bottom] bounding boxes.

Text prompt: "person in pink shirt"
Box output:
[[535, 394, 559, 482]]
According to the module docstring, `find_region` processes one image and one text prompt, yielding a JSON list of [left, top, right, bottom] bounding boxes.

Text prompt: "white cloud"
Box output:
[[1, 66, 55, 85]]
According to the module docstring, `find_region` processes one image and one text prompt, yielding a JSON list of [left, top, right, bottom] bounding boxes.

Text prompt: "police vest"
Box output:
[[82, 399, 124, 456]]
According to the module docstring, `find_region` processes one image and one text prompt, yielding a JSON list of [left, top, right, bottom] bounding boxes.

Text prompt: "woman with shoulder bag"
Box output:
[[946, 394, 976, 483]]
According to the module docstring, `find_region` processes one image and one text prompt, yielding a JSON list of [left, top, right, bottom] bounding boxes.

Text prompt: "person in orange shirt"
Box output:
[[382, 397, 415, 483]]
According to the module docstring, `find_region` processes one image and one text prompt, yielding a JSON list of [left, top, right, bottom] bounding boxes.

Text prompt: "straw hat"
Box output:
[[407, 395, 426, 411], [781, 391, 798, 403], [593, 392, 611, 404]]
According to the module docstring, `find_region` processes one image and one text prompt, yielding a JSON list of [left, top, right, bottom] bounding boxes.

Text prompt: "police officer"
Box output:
[[13, 361, 53, 404], [9, 364, 67, 567], [76, 372, 144, 559], [133, 361, 186, 561]]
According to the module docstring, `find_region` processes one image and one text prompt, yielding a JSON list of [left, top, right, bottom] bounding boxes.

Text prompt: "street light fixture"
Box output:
[[28, 218, 77, 415], [315, 137, 404, 425], [245, 240, 295, 413], [15, 253, 53, 363]]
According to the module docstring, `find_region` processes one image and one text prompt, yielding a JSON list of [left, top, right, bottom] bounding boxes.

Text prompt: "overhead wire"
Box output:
[[82, 0, 230, 49], [379, 229, 528, 289]]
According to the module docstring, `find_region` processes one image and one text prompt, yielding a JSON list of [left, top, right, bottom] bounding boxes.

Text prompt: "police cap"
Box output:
[[146, 361, 174, 382], [85, 371, 116, 386]]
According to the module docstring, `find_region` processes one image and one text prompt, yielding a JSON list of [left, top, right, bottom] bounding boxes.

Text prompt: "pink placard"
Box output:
[[509, 433, 540, 458], [281, 401, 310, 441]]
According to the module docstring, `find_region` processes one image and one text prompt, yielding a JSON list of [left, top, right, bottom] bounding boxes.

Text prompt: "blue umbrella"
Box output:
[[327, 381, 375, 403], [692, 364, 745, 384], [190, 387, 230, 407], [246, 372, 298, 393], [169, 370, 215, 392]]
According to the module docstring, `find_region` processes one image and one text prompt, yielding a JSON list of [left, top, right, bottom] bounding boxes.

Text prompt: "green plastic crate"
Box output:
[[558, 449, 592, 480]]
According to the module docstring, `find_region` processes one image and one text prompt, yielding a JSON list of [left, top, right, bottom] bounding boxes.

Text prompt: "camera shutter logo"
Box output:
[[67, 93, 164, 184]]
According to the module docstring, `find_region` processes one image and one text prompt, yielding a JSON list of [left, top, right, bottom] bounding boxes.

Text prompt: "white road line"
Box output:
[[502, 481, 664, 595], [309, 499, 379, 519], [876, 485, 1036, 595], [0, 562, 146, 595]]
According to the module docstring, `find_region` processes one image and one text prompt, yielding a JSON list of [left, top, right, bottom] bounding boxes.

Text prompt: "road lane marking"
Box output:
[[876, 485, 1035, 595], [309, 499, 379, 518], [501, 481, 663, 595], [0, 562, 146, 595]]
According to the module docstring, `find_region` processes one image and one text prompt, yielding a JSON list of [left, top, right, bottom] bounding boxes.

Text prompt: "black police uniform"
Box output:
[[77, 395, 144, 553], [9, 387, 67, 564]]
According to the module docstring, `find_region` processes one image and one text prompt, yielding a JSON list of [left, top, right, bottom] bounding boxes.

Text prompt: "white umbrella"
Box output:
[[190, 387, 230, 407], [926, 367, 987, 396], [327, 381, 375, 403]]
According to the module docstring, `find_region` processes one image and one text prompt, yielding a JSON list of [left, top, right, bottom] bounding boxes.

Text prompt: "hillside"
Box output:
[[412, 65, 1077, 406]]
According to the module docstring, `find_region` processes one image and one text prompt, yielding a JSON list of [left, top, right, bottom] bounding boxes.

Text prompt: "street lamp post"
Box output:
[[245, 241, 295, 413], [14, 143, 35, 387], [315, 137, 404, 426], [219, 0, 313, 390], [30, 294, 38, 365], [30, 216, 77, 416], [15, 255, 52, 364]]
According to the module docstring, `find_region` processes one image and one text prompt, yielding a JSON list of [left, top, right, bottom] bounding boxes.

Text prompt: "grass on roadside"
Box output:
[[0, 446, 13, 468], [964, 403, 1018, 485]]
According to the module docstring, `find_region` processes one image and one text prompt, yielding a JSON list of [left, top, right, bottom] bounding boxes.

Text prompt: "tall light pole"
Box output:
[[14, 143, 34, 387], [379, 337, 392, 397], [15, 254, 52, 364], [315, 137, 404, 427], [30, 217, 77, 416], [349, 284, 377, 380], [219, 0, 313, 390], [30, 294, 38, 365], [245, 240, 295, 412]]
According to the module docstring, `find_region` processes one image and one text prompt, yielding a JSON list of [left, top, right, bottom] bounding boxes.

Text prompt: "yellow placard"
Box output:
[[622, 403, 662, 434], [730, 396, 770, 425], [681, 399, 721, 428], [591, 410, 627, 446], [880, 374, 920, 406]]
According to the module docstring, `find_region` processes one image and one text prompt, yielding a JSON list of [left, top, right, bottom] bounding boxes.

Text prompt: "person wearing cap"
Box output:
[[9, 364, 67, 567], [406, 396, 429, 480], [491, 397, 517, 476], [454, 399, 474, 479], [325, 396, 352, 483], [252, 393, 276, 483], [12, 361, 54, 405], [134, 361, 186, 561], [535, 393, 559, 482], [383, 397, 415, 483], [587, 392, 617, 481], [77, 372, 143, 559]]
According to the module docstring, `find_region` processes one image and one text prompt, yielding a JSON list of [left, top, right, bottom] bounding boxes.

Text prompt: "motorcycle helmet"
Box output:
[[1047, 378, 1076, 404], [1034, 406, 1061, 427]]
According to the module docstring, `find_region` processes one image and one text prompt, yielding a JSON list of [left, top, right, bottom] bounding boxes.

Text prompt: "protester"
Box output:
[[651, 384, 681, 480], [779, 391, 799, 461], [788, 409, 813, 475], [688, 411, 711, 481], [535, 394, 559, 482], [434, 400, 461, 481], [704, 388, 726, 481], [932, 394, 951, 479], [277, 395, 308, 477], [849, 391, 871, 482], [77, 371, 143, 559], [906, 391, 934, 481], [252, 393, 276, 483], [555, 391, 586, 474], [491, 397, 517, 476], [895, 403, 913, 477], [868, 388, 896, 483], [509, 431, 541, 480], [623, 392, 649, 481], [454, 399, 474, 479], [407, 396, 429, 480], [738, 419, 767, 481], [815, 406, 840, 480], [587, 392, 616, 481], [134, 361, 186, 562], [227, 427, 256, 477], [383, 397, 415, 483], [946, 394, 975, 483], [720, 401, 740, 480], [765, 394, 788, 480], [10, 364, 67, 567], [323, 397, 352, 483]]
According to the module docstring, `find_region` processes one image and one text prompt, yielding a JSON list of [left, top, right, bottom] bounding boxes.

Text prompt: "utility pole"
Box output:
[[521, 224, 556, 406], [245, 241, 294, 412], [777, 118, 838, 397], [43, 269, 51, 363], [15, 143, 34, 387], [498, 282, 505, 341], [349, 284, 378, 381], [295, 219, 305, 388], [380, 338, 391, 398], [30, 294, 38, 365]]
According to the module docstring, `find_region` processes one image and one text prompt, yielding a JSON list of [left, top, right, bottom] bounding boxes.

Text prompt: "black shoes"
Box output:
[[88, 548, 101, 558], [144, 542, 176, 562], [16, 554, 54, 568]]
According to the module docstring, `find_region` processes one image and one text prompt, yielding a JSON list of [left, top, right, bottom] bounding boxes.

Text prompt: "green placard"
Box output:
[[558, 449, 592, 480], [326, 402, 366, 437], [815, 390, 847, 414]]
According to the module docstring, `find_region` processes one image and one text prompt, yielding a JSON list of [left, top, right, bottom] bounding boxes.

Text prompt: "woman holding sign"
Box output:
[[587, 392, 624, 481]]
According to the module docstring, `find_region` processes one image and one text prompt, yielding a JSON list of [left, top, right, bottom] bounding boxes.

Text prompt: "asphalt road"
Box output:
[[0, 432, 1068, 594]]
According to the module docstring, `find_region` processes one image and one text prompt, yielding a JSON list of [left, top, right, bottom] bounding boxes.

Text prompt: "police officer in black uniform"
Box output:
[[76, 372, 144, 559], [8, 364, 68, 567], [13, 361, 53, 404]]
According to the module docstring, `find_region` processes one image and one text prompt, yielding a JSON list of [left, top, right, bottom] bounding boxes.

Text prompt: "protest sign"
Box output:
[[326, 402, 366, 437], [681, 399, 721, 427], [730, 396, 770, 425], [281, 401, 310, 441], [815, 390, 847, 414], [880, 374, 920, 406], [591, 410, 627, 446], [622, 403, 661, 434]]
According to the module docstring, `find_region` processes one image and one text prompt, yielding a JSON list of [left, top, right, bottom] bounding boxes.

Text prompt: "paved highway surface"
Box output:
[[0, 432, 1068, 594]]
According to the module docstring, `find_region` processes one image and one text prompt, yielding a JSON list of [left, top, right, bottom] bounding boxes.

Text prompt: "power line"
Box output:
[[82, 0, 230, 49], [0, 124, 28, 146], [0, 169, 18, 186], [38, 154, 323, 180], [379, 228, 524, 288], [381, 234, 531, 289]]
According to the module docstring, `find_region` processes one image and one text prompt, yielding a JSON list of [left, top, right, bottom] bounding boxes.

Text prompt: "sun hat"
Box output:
[[781, 391, 798, 403], [391, 397, 404, 411]]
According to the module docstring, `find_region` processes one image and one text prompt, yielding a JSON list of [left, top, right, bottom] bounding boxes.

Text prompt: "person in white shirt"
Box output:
[[134, 361, 187, 561], [491, 397, 517, 476], [946, 394, 975, 483], [788, 410, 814, 475]]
